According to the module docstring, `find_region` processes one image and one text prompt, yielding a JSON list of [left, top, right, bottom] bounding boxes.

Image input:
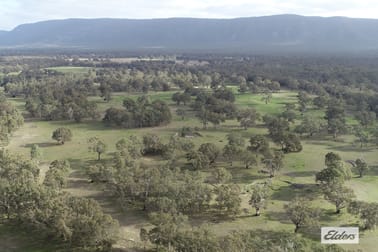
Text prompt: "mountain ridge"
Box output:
[[1, 15, 378, 53]]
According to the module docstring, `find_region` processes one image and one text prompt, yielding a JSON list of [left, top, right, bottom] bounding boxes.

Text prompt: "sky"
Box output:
[[1, 0, 378, 30]]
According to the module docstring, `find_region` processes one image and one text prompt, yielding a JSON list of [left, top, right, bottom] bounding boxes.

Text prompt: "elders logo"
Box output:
[[321, 227, 359, 244]]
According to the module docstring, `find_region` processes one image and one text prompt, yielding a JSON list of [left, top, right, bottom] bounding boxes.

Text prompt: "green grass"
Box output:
[[1, 71, 21, 76], [235, 91, 298, 115], [5, 89, 378, 251], [0, 71, 21, 78]]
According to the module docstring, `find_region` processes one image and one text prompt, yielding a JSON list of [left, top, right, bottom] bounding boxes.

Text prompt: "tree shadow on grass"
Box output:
[[66, 177, 94, 189], [67, 158, 91, 173], [189, 209, 241, 226], [367, 165, 378, 176], [113, 249, 135, 252], [270, 184, 320, 201], [264, 210, 291, 225], [48, 120, 112, 131], [284, 170, 317, 177], [326, 145, 377, 153], [24, 142, 59, 148], [303, 134, 340, 142], [319, 208, 342, 222], [230, 169, 268, 183]]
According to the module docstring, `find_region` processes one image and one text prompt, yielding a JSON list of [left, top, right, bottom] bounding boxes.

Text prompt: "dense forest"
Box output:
[[0, 54, 377, 251]]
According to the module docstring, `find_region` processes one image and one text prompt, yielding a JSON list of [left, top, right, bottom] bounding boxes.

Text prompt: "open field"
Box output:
[[5, 87, 378, 251], [235, 91, 297, 114]]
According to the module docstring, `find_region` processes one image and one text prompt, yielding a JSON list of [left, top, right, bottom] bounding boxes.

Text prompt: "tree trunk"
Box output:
[[294, 224, 299, 233], [336, 204, 341, 214], [255, 207, 260, 216], [270, 170, 275, 178]]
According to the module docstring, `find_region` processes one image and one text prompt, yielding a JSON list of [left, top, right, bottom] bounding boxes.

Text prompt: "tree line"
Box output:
[[0, 150, 119, 251], [103, 95, 171, 128]]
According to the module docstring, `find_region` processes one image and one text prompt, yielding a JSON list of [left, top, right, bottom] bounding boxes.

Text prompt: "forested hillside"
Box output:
[[2, 15, 378, 53]]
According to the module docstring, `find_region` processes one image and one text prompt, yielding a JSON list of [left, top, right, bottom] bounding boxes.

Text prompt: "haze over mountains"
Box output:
[[1, 14, 378, 54]]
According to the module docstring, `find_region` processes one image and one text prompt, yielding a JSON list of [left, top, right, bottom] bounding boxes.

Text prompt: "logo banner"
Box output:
[[321, 227, 359, 244]]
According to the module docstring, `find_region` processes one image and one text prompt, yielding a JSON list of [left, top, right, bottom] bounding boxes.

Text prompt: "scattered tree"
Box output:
[[281, 109, 296, 123], [261, 90, 272, 104], [172, 92, 191, 105], [285, 197, 319, 233], [186, 151, 210, 170], [99, 82, 112, 102], [247, 135, 270, 158], [240, 151, 257, 169], [198, 143, 220, 165], [356, 110, 376, 128], [43, 160, 70, 189], [143, 134, 166, 155], [226, 132, 245, 147], [313, 95, 329, 109], [354, 159, 369, 178], [322, 182, 355, 214], [214, 184, 241, 217], [223, 144, 242, 166], [249, 183, 269, 216], [52, 127, 72, 145], [237, 108, 260, 129], [325, 99, 347, 139], [176, 108, 186, 120], [294, 116, 325, 137], [348, 201, 378, 230], [316, 152, 351, 184], [297, 91, 310, 113], [211, 167, 232, 184], [88, 137, 107, 160], [148, 211, 188, 251], [0, 95, 24, 138], [353, 125, 369, 147], [263, 150, 284, 177], [30, 144, 42, 160]]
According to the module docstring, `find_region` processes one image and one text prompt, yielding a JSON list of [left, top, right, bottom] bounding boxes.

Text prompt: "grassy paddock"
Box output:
[[235, 91, 298, 115], [5, 88, 378, 251]]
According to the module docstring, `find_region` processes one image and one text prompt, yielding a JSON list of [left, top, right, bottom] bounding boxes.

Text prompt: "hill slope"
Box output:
[[1, 15, 378, 53]]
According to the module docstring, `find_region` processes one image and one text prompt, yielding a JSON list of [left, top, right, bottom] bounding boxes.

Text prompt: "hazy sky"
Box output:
[[1, 0, 377, 30]]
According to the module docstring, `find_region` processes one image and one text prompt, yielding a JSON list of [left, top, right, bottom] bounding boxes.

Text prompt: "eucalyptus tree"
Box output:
[[88, 137, 107, 161]]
